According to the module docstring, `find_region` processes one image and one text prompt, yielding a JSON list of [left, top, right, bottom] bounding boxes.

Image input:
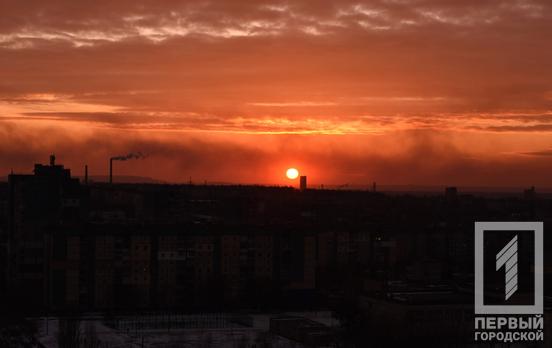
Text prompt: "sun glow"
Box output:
[[286, 167, 299, 179]]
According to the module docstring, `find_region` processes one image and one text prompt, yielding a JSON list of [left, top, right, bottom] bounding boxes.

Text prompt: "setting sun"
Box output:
[[286, 168, 299, 180]]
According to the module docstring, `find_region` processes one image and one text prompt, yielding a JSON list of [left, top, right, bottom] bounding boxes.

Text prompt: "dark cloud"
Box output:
[[473, 124, 552, 132], [521, 149, 552, 156]]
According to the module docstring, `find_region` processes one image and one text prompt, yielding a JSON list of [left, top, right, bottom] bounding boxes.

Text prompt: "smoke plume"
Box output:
[[110, 152, 146, 161]]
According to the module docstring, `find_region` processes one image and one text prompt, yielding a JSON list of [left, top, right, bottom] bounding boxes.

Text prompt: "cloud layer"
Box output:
[[1, 1, 552, 185]]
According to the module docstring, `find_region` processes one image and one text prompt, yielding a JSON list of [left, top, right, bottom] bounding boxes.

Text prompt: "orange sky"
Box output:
[[1, 0, 552, 186]]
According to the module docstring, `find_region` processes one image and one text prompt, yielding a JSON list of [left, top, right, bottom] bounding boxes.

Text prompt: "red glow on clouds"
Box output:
[[1, 1, 552, 186]]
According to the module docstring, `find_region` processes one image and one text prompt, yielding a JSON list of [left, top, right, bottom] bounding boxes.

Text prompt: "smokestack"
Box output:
[[300, 176, 307, 191], [84, 165, 88, 185], [50, 154, 56, 166], [109, 152, 146, 184]]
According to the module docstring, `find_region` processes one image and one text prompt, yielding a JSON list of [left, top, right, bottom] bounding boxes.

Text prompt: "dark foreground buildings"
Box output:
[[4, 157, 319, 311], [6, 155, 85, 308], [1, 156, 551, 345]]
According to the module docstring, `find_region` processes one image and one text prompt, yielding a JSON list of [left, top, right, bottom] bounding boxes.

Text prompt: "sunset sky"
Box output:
[[1, 0, 552, 187]]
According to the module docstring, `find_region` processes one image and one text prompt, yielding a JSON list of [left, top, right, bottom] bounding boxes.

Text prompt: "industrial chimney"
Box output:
[[50, 154, 56, 166], [108, 152, 145, 184], [84, 165, 88, 184]]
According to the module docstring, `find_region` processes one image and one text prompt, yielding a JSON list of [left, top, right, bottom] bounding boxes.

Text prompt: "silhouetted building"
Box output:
[[7, 155, 85, 309], [300, 176, 307, 191], [0, 184, 7, 298], [3, 158, 551, 320]]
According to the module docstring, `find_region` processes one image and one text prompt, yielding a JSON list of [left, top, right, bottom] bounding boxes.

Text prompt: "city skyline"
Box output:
[[1, 1, 552, 186], [2, 3, 552, 345]]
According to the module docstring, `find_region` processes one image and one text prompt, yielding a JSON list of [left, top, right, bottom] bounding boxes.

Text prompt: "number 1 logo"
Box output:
[[496, 235, 518, 301]]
